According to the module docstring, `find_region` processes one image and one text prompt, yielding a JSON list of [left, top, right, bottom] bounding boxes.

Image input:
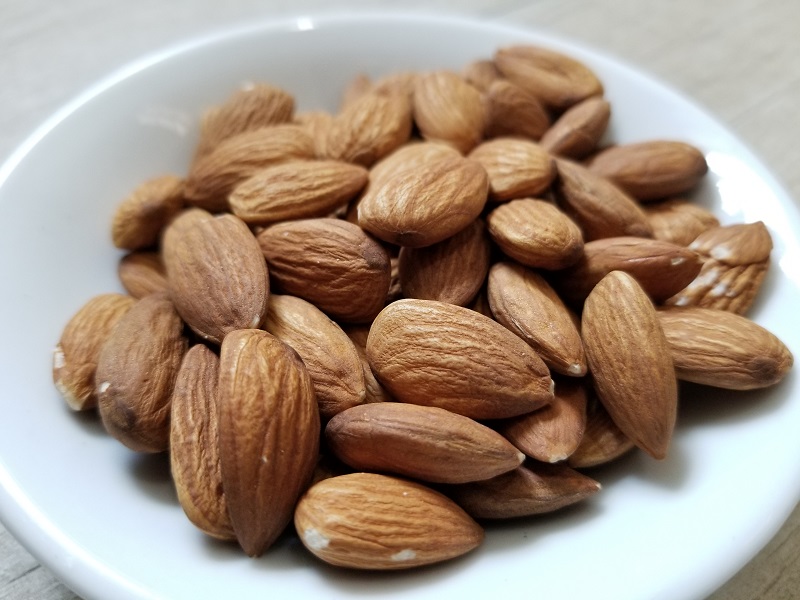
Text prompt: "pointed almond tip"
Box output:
[[567, 362, 586, 376]]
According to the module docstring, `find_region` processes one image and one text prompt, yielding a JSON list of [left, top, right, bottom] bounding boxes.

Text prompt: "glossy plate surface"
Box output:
[[0, 13, 798, 600]]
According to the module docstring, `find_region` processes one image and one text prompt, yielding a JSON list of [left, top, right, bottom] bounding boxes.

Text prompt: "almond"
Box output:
[[294, 110, 335, 158], [357, 154, 489, 248], [339, 73, 373, 110], [397, 218, 490, 306], [568, 394, 636, 469], [294, 472, 483, 569], [462, 59, 502, 92], [645, 198, 720, 246], [265, 294, 366, 419], [554, 158, 654, 240], [96, 293, 187, 452], [228, 160, 368, 225], [487, 262, 586, 376], [552, 236, 702, 305], [326, 403, 525, 484], [218, 329, 320, 556], [162, 209, 269, 344], [118, 251, 168, 299], [494, 45, 603, 110], [367, 299, 553, 420], [587, 140, 708, 201], [53, 293, 135, 411], [169, 344, 235, 541], [257, 218, 391, 323], [582, 271, 677, 459], [368, 140, 461, 190], [111, 174, 184, 250], [657, 306, 793, 389], [539, 96, 611, 159], [413, 71, 485, 153], [482, 79, 550, 140], [468, 138, 555, 202], [666, 222, 772, 314], [342, 324, 393, 404], [372, 71, 419, 100], [447, 462, 600, 519], [486, 198, 584, 270]]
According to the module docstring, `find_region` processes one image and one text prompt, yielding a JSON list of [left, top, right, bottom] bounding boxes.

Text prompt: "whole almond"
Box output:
[[294, 472, 483, 569], [343, 324, 393, 404], [218, 329, 320, 556], [667, 222, 772, 314], [53, 293, 135, 411], [500, 377, 588, 463], [111, 174, 184, 251], [486, 198, 584, 270], [568, 395, 636, 469], [462, 59, 502, 92], [494, 45, 603, 110], [265, 294, 366, 419], [582, 271, 677, 459], [228, 160, 368, 225], [324, 90, 412, 167], [447, 462, 600, 519], [588, 140, 708, 201], [257, 218, 391, 323], [368, 140, 461, 190], [397, 218, 490, 306], [367, 299, 553, 420], [482, 79, 551, 140], [169, 344, 235, 541], [193, 83, 295, 160], [552, 236, 702, 305], [468, 138, 555, 202], [488, 262, 586, 377], [294, 110, 335, 158], [162, 209, 269, 344], [96, 293, 187, 452], [357, 154, 489, 248], [118, 251, 168, 299], [539, 97, 611, 159], [372, 71, 419, 100], [645, 198, 720, 246], [184, 124, 315, 211], [555, 158, 654, 240], [657, 306, 793, 389], [327, 403, 525, 484]]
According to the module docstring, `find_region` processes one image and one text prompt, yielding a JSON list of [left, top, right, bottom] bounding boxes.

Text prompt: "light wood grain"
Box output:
[[1, 1, 798, 598]]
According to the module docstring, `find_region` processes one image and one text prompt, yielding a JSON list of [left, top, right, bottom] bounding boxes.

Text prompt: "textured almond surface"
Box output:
[[568, 396, 636, 469], [582, 271, 677, 459], [343, 324, 393, 404], [117, 251, 168, 299], [462, 59, 502, 91], [162, 209, 269, 344], [111, 174, 184, 251], [218, 329, 320, 556], [294, 472, 483, 569], [539, 96, 611, 159], [468, 137, 555, 202], [326, 403, 524, 483], [645, 198, 720, 246], [483, 79, 550, 140], [367, 299, 553, 419], [368, 140, 461, 190]]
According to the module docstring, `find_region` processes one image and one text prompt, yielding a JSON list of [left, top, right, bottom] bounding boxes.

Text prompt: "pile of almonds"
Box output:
[[53, 44, 794, 570]]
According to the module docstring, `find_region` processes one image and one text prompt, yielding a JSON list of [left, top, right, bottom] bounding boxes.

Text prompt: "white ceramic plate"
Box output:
[[1, 13, 798, 600]]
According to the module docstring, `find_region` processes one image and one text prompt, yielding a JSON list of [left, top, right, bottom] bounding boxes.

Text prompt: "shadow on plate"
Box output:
[[126, 451, 177, 505]]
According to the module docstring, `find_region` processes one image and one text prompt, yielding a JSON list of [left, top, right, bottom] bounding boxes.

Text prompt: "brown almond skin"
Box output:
[[462, 59, 502, 92], [413, 71, 486, 153], [486, 198, 584, 270], [587, 140, 708, 201], [294, 472, 483, 570], [118, 252, 168, 299], [582, 271, 677, 460], [258, 218, 391, 323], [111, 175, 184, 251], [343, 324, 393, 404], [162, 209, 269, 344], [488, 262, 586, 377], [568, 395, 636, 469], [539, 97, 611, 159], [552, 236, 702, 306], [368, 140, 461, 190], [326, 403, 525, 484], [218, 329, 320, 557], [367, 299, 553, 420], [645, 198, 720, 246], [398, 219, 490, 306], [53, 294, 136, 411], [483, 79, 550, 140], [500, 378, 588, 463], [657, 307, 793, 390], [468, 138, 555, 202], [447, 462, 601, 519], [555, 159, 653, 241], [169, 344, 235, 541], [494, 45, 603, 110], [294, 110, 335, 158], [358, 154, 489, 248], [265, 294, 366, 419], [96, 293, 187, 453]]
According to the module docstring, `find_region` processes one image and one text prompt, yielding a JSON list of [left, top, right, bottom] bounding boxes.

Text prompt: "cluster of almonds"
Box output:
[[53, 44, 794, 570]]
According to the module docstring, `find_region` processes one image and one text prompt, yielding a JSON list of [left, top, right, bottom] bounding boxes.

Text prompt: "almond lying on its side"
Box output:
[[111, 174, 184, 251], [468, 137, 555, 202], [117, 252, 168, 299], [482, 79, 551, 140], [568, 395, 636, 469], [539, 96, 611, 159], [645, 198, 720, 246]]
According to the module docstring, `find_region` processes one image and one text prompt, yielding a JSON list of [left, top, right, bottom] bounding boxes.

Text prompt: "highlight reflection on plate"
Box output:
[[0, 13, 798, 600]]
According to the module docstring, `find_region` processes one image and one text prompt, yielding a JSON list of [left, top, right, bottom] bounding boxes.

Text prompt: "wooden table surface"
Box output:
[[1, 1, 798, 598]]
